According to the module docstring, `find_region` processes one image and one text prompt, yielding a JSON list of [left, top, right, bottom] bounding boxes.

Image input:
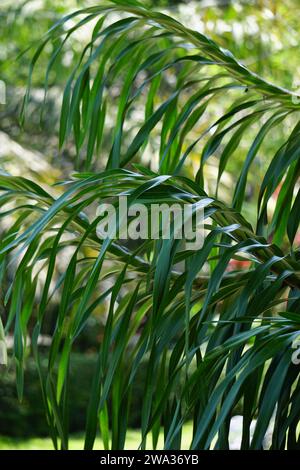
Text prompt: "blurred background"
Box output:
[[0, 0, 299, 449]]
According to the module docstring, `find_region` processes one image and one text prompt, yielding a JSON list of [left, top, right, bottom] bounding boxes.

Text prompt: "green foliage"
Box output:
[[1, 0, 300, 450], [0, 353, 162, 437]]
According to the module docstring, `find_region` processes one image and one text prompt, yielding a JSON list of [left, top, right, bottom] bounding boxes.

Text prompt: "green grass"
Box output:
[[0, 423, 193, 450]]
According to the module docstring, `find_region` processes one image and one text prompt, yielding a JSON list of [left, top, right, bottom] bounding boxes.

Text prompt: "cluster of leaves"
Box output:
[[0, 0, 300, 449]]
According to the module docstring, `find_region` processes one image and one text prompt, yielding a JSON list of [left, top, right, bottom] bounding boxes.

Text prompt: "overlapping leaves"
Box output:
[[1, 0, 300, 450]]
